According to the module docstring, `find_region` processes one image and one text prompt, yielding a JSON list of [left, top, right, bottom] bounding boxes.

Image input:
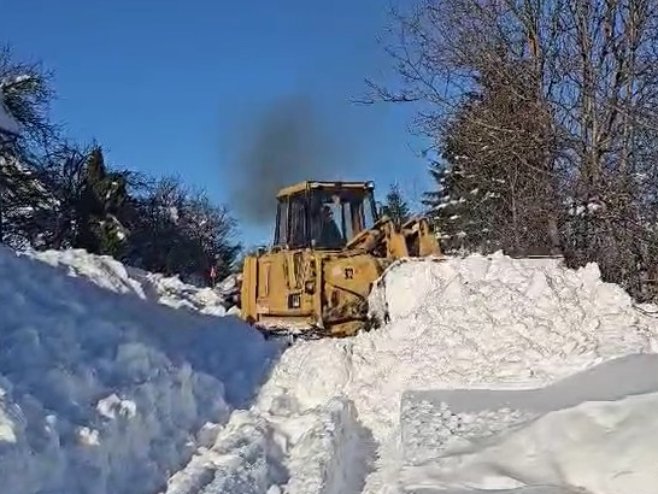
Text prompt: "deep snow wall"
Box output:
[[399, 356, 658, 494], [267, 253, 658, 441], [0, 247, 280, 494], [264, 254, 658, 493], [165, 253, 658, 494], [31, 248, 230, 316]]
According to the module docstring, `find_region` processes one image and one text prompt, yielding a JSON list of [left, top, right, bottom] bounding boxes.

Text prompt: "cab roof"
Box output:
[[276, 180, 375, 198]]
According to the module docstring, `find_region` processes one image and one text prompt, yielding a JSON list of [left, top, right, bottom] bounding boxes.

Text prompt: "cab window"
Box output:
[[310, 198, 345, 249], [289, 197, 307, 248], [274, 199, 289, 246]]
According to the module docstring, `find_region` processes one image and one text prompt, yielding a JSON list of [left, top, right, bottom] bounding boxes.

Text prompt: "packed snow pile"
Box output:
[[400, 354, 658, 493], [268, 254, 658, 441], [402, 390, 658, 494], [167, 253, 658, 494], [5, 245, 656, 494], [31, 248, 230, 316], [0, 246, 279, 494], [165, 393, 375, 494]]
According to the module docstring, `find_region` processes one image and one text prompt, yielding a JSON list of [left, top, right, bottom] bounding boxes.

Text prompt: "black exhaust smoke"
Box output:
[[227, 94, 362, 226]]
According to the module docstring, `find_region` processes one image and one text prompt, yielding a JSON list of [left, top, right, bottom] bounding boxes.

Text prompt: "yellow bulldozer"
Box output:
[[238, 180, 441, 337]]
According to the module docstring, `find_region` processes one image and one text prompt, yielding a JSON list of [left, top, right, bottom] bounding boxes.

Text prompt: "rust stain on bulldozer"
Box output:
[[239, 180, 441, 337]]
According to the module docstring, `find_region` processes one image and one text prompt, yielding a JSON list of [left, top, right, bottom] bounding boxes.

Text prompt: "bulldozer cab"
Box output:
[[273, 181, 378, 250], [240, 179, 441, 336]]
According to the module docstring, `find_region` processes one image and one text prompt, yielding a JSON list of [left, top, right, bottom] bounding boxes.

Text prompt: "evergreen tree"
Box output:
[[381, 183, 411, 226], [0, 46, 56, 246], [74, 146, 129, 255], [423, 157, 494, 255], [424, 62, 558, 256], [0, 46, 55, 156], [0, 47, 242, 287]]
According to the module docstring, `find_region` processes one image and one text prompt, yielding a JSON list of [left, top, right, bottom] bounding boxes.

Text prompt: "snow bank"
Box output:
[[399, 354, 658, 492], [163, 409, 288, 494], [175, 253, 658, 494], [0, 247, 279, 494], [31, 248, 229, 316], [267, 254, 658, 441], [402, 389, 658, 493], [165, 393, 374, 494], [272, 398, 373, 494]]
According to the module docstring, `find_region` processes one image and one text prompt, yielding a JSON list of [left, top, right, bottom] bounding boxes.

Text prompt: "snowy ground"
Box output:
[[400, 354, 658, 493], [4, 248, 658, 494], [0, 247, 281, 494], [165, 253, 658, 494], [32, 249, 231, 316]]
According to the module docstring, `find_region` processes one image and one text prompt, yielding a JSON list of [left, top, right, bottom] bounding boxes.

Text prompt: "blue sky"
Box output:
[[2, 0, 432, 246]]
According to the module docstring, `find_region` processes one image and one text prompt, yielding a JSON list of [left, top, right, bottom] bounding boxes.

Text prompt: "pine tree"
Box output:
[[424, 62, 558, 256], [74, 146, 129, 255], [76, 146, 106, 252], [0, 47, 56, 246], [381, 183, 410, 226], [423, 157, 493, 254]]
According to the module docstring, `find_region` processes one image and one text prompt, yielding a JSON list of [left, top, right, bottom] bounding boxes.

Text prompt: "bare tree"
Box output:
[[370, 0, 658, 299], [125, 177, 241, 284]]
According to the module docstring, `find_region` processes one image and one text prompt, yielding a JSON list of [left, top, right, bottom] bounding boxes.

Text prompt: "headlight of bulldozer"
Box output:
[[288, 293, 301, 309], [305, 281, 315, 293]]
